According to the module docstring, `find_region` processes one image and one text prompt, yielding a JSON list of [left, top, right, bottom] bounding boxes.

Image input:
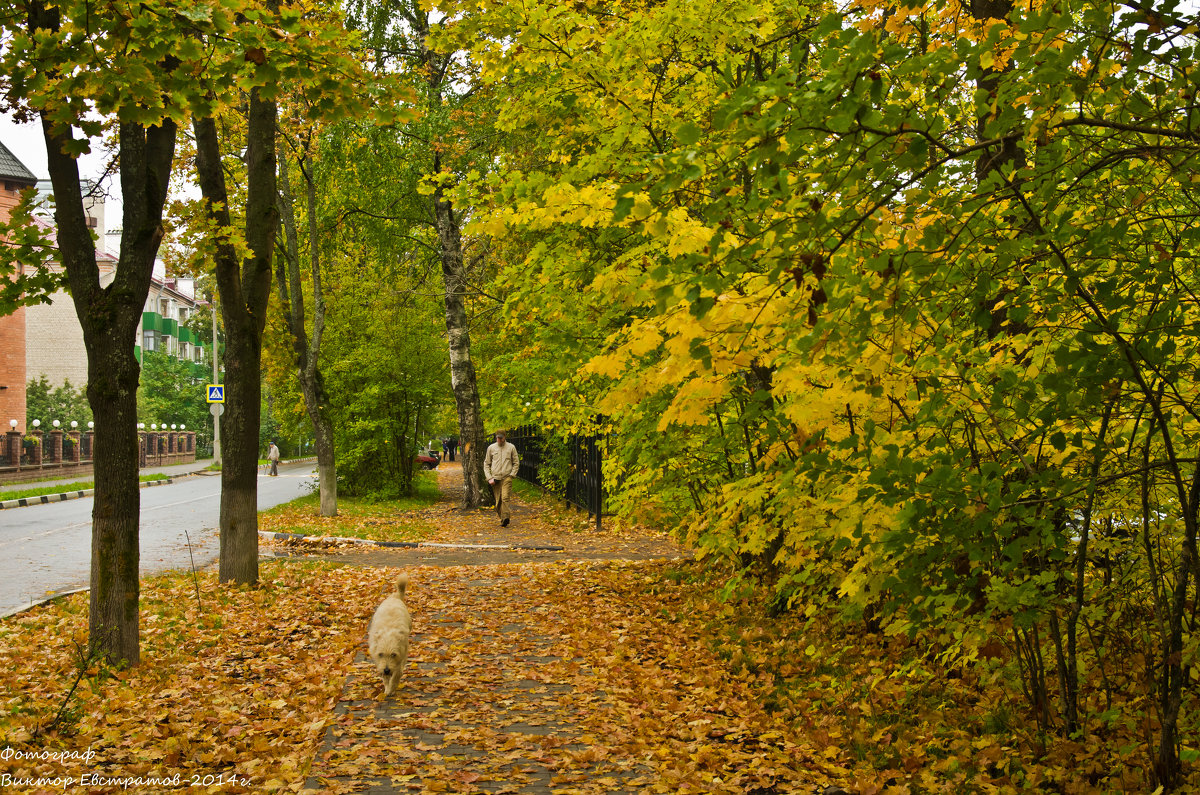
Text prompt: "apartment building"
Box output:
[[0, 141, 210, 431]]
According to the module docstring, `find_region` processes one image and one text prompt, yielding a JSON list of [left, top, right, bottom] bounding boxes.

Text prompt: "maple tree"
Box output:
[[192, 70, 280, 587], [184, 0, 410, 585], [0, 0, 401, 655], [0, 0, 210, 665], [443, 0, 1200, 785]]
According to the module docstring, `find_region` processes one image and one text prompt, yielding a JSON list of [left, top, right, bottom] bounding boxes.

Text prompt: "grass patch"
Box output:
[[511, 477, 553, 503], [258, 471, 441, 542], [0, 473, 170, 502], [510, 478, 605, 534]]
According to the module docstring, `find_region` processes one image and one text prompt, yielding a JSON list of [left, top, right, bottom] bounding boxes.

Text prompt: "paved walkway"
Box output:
[[299, 464, 690, 794], [0, 460, 218, 510], [0, 458, 317, 510]]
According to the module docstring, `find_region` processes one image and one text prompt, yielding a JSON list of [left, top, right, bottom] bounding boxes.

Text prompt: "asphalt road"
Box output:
[[0, 461, 316, 617]]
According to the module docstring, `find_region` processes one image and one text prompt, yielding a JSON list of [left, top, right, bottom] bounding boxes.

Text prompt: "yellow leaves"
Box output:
[[0, 563, 382, 793], [665, 215, 713, 257], [540, 181, 617, 227], [585, 350, 627, 379], [627, 324, 663, 357], [657, 377, 729, 430]]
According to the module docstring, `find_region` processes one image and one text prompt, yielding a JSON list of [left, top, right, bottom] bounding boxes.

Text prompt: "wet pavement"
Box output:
[[0, 460, 317, 617]]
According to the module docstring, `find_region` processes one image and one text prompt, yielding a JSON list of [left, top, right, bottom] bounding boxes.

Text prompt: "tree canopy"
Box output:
[[433, 0, 1200, 786]]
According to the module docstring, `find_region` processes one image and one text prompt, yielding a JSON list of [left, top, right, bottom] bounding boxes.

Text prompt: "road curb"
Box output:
[[0, 476, 178, 511], [0, 586, 91, 620], [259, 530, 565, 552], [258, 456, 318, 474]]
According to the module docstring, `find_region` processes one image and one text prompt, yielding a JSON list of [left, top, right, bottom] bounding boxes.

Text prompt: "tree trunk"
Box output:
[[277, 146, 336, 516], [193, 86, 279, 586], [37, 39, 176, 665], [432, 159, 489, 509], [405, 8, 491, 510]]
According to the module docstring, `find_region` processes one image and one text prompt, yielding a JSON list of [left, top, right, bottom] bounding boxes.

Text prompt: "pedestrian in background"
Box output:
[[267, 441, 281, 477], [484, 430, 520, 527]]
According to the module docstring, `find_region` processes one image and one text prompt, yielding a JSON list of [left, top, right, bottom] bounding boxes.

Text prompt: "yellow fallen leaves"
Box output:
[[4, 465, 1190, 794], [0, 561, 378, 794], [304, 561, 833, 794]]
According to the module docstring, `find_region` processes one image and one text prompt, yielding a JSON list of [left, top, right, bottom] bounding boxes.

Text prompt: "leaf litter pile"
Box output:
[[1, 470, 1172, 793]]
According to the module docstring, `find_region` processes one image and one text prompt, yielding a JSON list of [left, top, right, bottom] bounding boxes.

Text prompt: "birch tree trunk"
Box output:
[[432, 160, 490, 509], [405, 5, 491, 509]]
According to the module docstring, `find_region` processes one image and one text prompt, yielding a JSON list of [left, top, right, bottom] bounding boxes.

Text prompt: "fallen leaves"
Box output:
[[5, 459, 1189, 793], [304, 561, 832, 794], [0, 562, 379, 793], [260, 464, 682, 562]]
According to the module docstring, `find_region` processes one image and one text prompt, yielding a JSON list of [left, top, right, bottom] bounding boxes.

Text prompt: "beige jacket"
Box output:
[[484, 441, 520, 480]]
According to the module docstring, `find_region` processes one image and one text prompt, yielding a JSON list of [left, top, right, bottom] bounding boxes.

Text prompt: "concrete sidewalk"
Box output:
[[0, 460, 218, 510], [0, 457, 319, 510], [6, 458, 218, 490]]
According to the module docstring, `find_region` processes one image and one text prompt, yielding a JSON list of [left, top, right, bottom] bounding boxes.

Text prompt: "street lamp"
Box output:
[[8, 419, 15, 430], [52, 420, 60, 428], [71, 421, 78, 429], [171, 424, 177, 430], [150, 424, 157, 431], [88, 421, 94, 429], [138, 423, 145, 430], [32, 419, 40, 428]]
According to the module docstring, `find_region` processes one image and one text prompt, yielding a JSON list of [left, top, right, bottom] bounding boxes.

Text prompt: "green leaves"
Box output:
[[427, 0, 1200, 779], [0, 192, 64, 317]]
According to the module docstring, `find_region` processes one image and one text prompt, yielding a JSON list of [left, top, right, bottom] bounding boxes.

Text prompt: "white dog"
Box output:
[[367, 573, 412, 698]]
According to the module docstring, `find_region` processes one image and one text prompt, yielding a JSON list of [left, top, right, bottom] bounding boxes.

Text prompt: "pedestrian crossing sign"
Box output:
[[206, 384, 225, 403]]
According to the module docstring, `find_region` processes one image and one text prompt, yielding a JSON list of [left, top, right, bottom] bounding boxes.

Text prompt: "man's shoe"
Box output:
[[501, 518, 509, 527]]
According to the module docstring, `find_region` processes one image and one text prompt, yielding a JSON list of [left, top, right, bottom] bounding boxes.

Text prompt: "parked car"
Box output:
[[416, 449, 440, 470]]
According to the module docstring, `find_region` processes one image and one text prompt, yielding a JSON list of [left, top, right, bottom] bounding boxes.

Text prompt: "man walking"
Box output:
[[484, 430, 520, 527], [267, 440, 281, 477]]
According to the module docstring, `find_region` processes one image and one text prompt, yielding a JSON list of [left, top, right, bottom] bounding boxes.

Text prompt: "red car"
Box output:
[[416, 450, 440, 470]]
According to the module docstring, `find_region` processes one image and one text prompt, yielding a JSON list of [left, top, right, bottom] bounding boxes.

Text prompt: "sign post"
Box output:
[[207, 383, 225, 466]]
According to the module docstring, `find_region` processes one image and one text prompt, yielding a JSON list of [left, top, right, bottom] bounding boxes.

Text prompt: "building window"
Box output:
[[143, 330, 158, 352]]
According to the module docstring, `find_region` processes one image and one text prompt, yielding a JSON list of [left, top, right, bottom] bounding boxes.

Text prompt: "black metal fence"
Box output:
[[507, 425, 605, 531]]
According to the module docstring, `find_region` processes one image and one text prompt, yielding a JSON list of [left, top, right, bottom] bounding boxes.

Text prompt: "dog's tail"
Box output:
[[396, 573, 410, 596]]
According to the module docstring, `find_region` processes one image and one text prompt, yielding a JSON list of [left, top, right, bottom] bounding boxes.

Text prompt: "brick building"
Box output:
[[0, 140, 38, 430]]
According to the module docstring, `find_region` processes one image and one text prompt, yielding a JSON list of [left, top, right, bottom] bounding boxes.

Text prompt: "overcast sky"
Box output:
[[1, 113, 124, 250], [0, 114, 114, 182]]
